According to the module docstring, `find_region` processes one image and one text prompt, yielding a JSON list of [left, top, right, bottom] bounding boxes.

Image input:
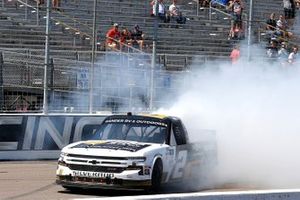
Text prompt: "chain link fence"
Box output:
[[0, 49, 191, 113]]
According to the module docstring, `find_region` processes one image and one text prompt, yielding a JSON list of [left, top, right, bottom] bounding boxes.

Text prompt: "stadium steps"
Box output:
[[0, 0, 239, 70], [54, 0, 233, 68]]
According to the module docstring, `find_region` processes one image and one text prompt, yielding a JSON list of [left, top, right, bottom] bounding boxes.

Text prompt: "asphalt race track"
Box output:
[[0, 161, 248, 200], [1, 160, 215, 200], [0, 161, 238, 200], [0, 161, 153, 200]]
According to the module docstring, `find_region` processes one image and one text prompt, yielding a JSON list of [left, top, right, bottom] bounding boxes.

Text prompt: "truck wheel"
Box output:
[[63, 186, 78, 192], [150, 159, 163, 192]]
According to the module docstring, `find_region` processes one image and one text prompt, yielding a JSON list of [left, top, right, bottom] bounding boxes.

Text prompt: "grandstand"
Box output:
[[0, 0, 297, 113]]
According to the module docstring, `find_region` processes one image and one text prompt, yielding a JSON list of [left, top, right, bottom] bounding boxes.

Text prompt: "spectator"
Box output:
[[36, 0, 44, 6], [227, 0, 243, 29], [199, 0, 211, 8], [230, 45, 240, 64], [131, 24, 145, 50], [288, 46, 298, 64], [283, 0, 292, 18], [52, 0, 61, 11], [106, 23, 121, 51], [266, 13, 277, 41], [120, 28, 132, 51], [29, 101, 40, 111], [283, 0, 295, 26], [228, 23, 243, 40], [290, 0, 296, 26], [267, 40, 278, 59], [278, 42, 289, 65], [151, 0, 170, 23], [295, 0, 300, 8], [169, 0, 186, 24], [276, 14, 293, 39]]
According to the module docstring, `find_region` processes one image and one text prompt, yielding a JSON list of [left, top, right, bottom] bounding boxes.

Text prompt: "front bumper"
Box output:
[[56, 175, 151, 190], [56, 163, 152, 190]]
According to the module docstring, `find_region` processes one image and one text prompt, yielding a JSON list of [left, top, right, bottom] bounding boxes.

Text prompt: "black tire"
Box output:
[[150, 159, 163, 192], [62, 185, 79, 192]]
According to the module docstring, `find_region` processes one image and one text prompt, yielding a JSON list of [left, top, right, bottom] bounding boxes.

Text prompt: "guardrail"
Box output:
[[258, 21, 299, 46]]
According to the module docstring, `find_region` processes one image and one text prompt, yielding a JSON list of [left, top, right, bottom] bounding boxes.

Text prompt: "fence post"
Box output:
[[209, 1, 212, 22], [196, 0, 199, 16], [43, 0, 51, 114], [258, 27, 261, 43], [127, 47, 130, 68], [49, 58, 54, 107], [243, 13, 248, 38], [149, 0, 159, 111], [36, 0, 39, 26], [247, 0, 253, 61], [0, 52, 4, 111], [25, 0, 28, 21], [75, 51, 79, 60]]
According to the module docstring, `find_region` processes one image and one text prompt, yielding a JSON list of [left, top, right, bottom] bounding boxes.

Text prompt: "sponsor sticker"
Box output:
[[72, 170, 114, 178], [104, 118, 168, 127]]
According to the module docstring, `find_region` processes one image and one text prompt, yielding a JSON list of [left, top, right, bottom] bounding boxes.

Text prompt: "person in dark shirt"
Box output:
[[199, 0, 211, 8], [266, 13, 277, 41], [120, 28, 132, 51], [290, 0, 296, 26], [131, 25, 145, 50], [266, 13, 277, 30], [227, 0, 243, 29]]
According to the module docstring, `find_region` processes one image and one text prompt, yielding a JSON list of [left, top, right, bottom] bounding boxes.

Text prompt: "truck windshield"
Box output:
[[95, 121, 167, 144]]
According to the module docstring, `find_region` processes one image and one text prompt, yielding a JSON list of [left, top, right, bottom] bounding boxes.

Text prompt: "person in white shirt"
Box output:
[[151, 0, 170, 22], [169, 0, 186, 24], [275, 14, 293, 38], [288, 46, 298, 64]]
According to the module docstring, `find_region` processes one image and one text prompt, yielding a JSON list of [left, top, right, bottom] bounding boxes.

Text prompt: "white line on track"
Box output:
[[73, 189, 300, 200]]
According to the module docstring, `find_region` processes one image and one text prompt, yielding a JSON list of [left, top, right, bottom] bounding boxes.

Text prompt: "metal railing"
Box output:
[[11, 0, 93, 41], [258, 21, 299, 46], [208, 0, 248, 38], [209, 0, 231, 22]]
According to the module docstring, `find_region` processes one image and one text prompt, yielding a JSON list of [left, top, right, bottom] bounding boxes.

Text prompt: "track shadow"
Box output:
[[57, 184, 209, 198], [58, 188, 147, 197]]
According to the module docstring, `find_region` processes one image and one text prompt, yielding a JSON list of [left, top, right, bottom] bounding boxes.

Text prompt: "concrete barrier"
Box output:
[[0, 114, 107, 160], [74, 189, 300, 200], [0, 150, 60, 160]]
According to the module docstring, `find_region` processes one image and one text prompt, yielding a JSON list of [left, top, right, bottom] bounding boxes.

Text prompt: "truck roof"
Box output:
[[105, 113, 170, 120]]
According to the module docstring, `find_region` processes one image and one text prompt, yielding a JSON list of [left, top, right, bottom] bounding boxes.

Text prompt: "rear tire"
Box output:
[[150, 159, 163, 192]]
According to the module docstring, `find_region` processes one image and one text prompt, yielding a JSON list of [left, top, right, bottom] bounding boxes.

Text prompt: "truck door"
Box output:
[[164, 122, 188, 183], [163, 126, 177, 183]]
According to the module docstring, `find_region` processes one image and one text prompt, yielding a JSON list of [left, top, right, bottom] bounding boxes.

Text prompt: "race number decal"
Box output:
[[172, 150, 188, 179]]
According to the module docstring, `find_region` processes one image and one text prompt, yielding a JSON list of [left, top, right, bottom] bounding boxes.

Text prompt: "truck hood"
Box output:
[[63, 140, 163, 157]]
